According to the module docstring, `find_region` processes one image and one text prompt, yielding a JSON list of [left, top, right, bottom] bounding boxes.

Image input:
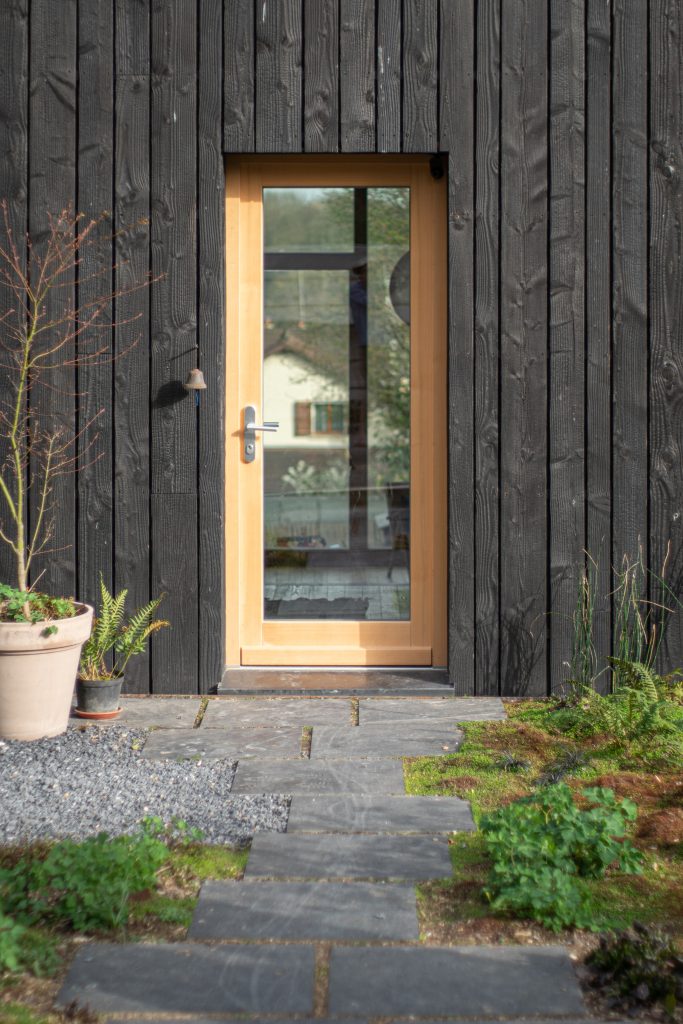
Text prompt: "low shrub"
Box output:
[[0, 826, 170, 936], [481, 784, 643, 931], [587, 923, 683, 1014]]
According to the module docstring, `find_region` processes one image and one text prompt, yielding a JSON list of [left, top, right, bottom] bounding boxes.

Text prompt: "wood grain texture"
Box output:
[[440, 1, 475, 692], [376, 0, 401, 153], [649, 0, 683, 671], [304, 0, 339, 152], [499, 0, 548, 696], [114, 74, 151, 694], [28, 0, 78, 597], [548, 0, 585, 692], [256, 0, 303, 152], [151, 494, 198, 693], [473, 0, 501, 694], [340, 0, 375, 151], [403, 0, 438, 153], [585, 0, 612, 690], [223, 0, 254, 153], [77, 0, 114, 607], [198, 0, 226, 692], [0, 0, 28, 587], [612, 0, 648, 572], [150, 0, 198, 689], [116, 0, 150, 75]]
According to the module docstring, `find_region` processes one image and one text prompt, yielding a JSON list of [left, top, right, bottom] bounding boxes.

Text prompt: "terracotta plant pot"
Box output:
[[75, 675, 124, 719], [0, 604, 94, 741]]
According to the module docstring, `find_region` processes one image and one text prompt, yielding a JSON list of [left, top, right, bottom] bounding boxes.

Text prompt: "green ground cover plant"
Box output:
[[409, 710, 683, 940], [587, 924, 683, 1013], [0, 822, 247, 983], [481, 784, 642, 931]]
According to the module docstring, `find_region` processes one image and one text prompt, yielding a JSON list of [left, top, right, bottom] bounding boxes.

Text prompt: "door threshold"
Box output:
[[217, 666, 451, 696]]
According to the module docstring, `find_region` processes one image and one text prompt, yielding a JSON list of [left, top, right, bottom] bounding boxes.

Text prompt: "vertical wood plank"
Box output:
[[376, 0, 401, 152], [549, 0, 585, 691], [499, 0, 548, 696], [304, 0, 339, 152], [150, 0, 198, 692], [198, 0, 226, 692], [116, 0, 150, 74], [340, 0, 375, 151], [612, 0, 648, 574], [649, 0, 683, 670], [224, 0, 254, 153], [256, 0, 303, 152], [440, 0, 475, 690], [585, 0, 612, 689], [403, 0, 438, 153], [151, 494, 198, 692], [114, 73, 151, 693], [78, 0, 115, 607], [473, 0, 501, 694], [28, 0, 78, 597], [0, 0, 28, 587]]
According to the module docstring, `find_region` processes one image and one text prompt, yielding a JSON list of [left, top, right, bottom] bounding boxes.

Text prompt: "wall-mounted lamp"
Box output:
[[184, 368, 207, 406]]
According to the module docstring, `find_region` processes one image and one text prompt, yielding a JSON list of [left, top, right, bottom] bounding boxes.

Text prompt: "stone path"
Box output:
[[58, 694, 609, 1022]]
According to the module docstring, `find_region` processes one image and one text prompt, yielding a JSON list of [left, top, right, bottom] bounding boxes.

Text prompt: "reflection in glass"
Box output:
[[263, 187, 410, 621]]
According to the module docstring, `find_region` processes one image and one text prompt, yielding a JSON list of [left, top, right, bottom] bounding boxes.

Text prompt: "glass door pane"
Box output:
[[262, 186, 411, 622]]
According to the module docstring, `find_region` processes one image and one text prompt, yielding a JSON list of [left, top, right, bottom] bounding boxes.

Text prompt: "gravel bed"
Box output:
[[0, 726, 289, 846]]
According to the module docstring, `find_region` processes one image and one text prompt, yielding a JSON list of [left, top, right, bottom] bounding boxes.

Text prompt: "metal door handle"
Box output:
[[243, 404, 279, 462]]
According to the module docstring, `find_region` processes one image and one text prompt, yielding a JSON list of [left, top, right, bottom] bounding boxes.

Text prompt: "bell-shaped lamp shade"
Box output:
[[184, 368, 207, 391]]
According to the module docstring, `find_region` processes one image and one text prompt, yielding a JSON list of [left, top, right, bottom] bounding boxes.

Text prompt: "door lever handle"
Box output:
[[243, 404, 279, 462]]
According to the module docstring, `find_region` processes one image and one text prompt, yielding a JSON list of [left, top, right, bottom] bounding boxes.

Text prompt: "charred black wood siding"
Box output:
[[0, 0, 680, 694]]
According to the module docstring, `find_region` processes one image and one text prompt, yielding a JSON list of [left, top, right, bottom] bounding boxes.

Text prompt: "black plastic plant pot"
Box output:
[[75, 675, 124, 719]]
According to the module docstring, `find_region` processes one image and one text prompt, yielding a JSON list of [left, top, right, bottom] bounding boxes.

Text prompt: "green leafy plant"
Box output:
[[587, 923, 683, 1014], [0, 582, 76, 624], [79, 576, 169, 681], [0, 827, 170, 933], [481, 784, 643, 931]]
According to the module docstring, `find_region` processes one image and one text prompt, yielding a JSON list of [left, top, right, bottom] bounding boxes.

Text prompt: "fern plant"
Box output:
[[79, 577, 169, 681]]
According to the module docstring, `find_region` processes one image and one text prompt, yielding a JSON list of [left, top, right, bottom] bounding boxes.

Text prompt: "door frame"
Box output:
[[225, 155, 447, 668]]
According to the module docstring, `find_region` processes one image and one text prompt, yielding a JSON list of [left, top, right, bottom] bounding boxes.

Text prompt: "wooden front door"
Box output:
[[226, 157, 446, 668]]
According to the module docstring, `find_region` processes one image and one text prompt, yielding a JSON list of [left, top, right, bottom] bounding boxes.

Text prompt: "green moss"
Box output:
[[129, 894, 196, 928], [168, 843, 248, 881], [0, 1006, 55, 1024]]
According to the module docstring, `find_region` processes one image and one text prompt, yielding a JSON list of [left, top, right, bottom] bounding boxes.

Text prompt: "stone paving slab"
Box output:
[[246, 833, 453, 880], [287, 794, 474, 833], [141, 725, 303, 760], [57, 942, 315, 1015], [231, 757, 406, 793], [311, 721, 462, 759], [189, 880, 419, 940], [202, 697, 351, 728], [359, 696, 506, 723], [70, 697, 201, 729], [328, 946, 585, 1018]]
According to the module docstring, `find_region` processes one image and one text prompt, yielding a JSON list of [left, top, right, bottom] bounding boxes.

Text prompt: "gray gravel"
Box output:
[[0, 726, 289, 847]]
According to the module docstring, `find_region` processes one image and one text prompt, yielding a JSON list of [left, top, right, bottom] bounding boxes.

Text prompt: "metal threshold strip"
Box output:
[[217, 667, 451, 696]]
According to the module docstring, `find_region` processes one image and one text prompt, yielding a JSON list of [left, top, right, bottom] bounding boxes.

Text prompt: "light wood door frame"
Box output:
[[225, 156, 446, 667]]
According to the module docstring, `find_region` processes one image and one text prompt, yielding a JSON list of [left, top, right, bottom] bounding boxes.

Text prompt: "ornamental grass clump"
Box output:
[[481, 783, 643, 931]]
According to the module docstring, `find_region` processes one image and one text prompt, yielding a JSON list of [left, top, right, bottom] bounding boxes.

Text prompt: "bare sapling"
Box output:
[[0, 202, 153, 614]]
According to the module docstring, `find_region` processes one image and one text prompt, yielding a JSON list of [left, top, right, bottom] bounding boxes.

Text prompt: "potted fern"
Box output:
[[76, 579, 169, 719]]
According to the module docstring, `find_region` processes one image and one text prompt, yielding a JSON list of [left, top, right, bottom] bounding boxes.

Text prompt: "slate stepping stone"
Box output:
[[359, 696, 506, 723], [287, 794, 474, 833], [231, 757, 406, 794], [190, 880, 418, 940], [246, 833, 453, 880], [328, 945, 585, 1018], [57, 942, 315, 1015], [141, 725, 302, 760], [202, 697, 351, 728], [310, 721, 462, 759], [71, 697, 201, 729]]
